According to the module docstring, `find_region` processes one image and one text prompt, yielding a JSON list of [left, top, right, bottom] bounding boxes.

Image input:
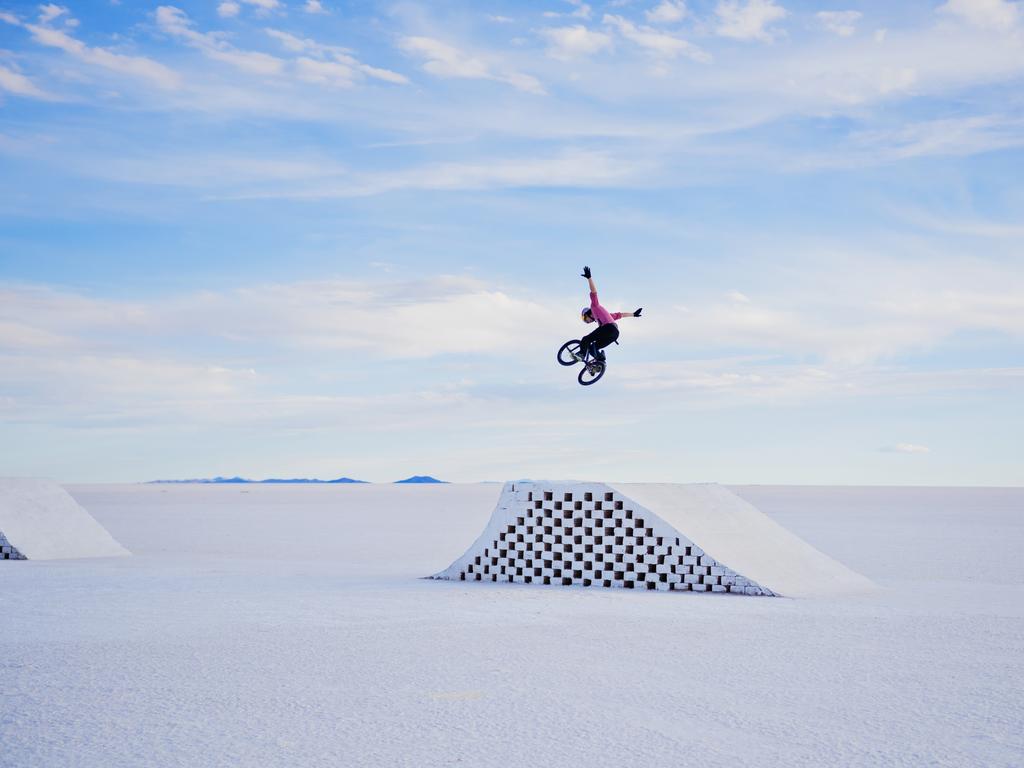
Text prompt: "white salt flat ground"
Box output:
[[1, 484, 1022, 768]]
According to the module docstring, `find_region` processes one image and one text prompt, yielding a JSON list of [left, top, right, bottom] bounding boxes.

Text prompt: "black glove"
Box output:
[[634, 307, 643, 317], [581, 266, 591, 278]]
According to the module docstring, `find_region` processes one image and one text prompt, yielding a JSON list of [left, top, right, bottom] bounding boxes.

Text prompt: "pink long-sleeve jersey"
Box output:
[[590, 292, 623, 326]]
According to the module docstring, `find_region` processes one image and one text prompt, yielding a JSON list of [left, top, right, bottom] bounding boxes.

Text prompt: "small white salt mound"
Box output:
[[433, 481, 876, 599], [0, 478, 130, 560]]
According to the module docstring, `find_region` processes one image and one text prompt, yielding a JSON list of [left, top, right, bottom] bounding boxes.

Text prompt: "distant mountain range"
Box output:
[[148, 475, 446, 484]]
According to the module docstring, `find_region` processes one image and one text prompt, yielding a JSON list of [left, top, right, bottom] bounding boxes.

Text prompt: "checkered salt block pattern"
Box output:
[[0, 528, 26, 560], [432, 482, 773, 596]]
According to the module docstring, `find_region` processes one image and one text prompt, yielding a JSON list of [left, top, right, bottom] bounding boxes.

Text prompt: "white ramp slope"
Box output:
[[0, 478, 130, 560], [433, 481, 875, 599], [612, 483, 876, 598]]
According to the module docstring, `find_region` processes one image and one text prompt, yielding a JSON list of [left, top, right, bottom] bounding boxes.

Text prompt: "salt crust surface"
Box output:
[[1, 483, 1021, 767]]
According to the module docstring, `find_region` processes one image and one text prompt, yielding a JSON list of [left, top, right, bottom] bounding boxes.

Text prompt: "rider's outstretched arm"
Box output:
[[581, 265, 596, 294], [613, 307, 643, 319]]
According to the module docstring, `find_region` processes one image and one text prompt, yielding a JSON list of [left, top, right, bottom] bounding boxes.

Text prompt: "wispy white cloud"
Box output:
[[817, 10, 862, 37], [938, 0, 1020, 31], [38, 4, 68, 24], [683, 16, 1024, 120], [34, 148, 350, 190], [0, 6, 182, 89], [615, 357, 850, 404], [895, 208, 1024, 239], [714, 0, 787, 41], [304, 0, 327, 14], [157, 6, 285, 75], [646, 1, 687, 24], [359, 63, 409, 85], [266, 28, 408, 85], [264, 28, 319, 54], [0, 121, 640, 194], [213, 148, 643, 199], [622, 248, 1024, 372], [221, 0, 280, 16], [217, 2, 241, 19], [844, 115, 1024, 162], [603, 13, 709, 61], [0, 278, 518, 435], [399, 37, 484, 79], [290, 56, 355, 86], [0, 64, 52, 99], [881, 443, 931, 454], [0, 277, 562, 360], [617, 357, 1024, 409], [543, 0, 592, 20], [398, 36, 544, 93], [571, 0, 592, 19], [539, 24, 613, 60], [155, 9, 407, 87]]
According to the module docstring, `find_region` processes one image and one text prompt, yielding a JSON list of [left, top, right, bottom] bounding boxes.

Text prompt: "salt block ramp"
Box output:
[[0, 478, 129, 560], [611, 483, 875, 598], [434, 481, 875, 599]]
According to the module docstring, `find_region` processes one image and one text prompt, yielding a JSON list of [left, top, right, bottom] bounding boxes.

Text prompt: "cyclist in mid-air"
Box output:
[[576, 266, 642, 361]]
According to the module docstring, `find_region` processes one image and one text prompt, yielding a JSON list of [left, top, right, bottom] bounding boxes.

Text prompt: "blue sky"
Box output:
[[1, 0, 1022, 484]]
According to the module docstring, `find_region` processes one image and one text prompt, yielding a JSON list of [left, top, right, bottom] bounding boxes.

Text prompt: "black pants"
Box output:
[[581, 323, 619, 355]]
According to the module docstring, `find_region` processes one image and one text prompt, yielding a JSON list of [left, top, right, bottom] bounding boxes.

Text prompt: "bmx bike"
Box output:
[[557, 339, 606, 386]]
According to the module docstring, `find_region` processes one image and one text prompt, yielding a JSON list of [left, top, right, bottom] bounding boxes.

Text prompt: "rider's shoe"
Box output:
[[594, 348, 606, 361]]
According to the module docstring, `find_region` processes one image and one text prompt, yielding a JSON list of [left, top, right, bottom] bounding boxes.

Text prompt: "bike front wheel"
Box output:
[[557, 339, 582, 366], [578, 360, 605, 386]]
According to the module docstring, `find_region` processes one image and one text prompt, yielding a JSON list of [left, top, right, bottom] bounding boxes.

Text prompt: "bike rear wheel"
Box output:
[[557, 339, 582, 366], [578, 360, 605, 386]]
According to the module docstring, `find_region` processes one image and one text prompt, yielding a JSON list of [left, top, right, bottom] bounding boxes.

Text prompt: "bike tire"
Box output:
[[557, 339, 582, 366], [578, 360, 605, 386]]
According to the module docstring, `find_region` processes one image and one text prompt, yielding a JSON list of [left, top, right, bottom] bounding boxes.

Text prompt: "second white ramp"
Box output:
[[0, 478, 130, 560]]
